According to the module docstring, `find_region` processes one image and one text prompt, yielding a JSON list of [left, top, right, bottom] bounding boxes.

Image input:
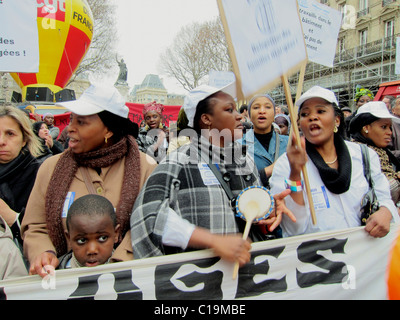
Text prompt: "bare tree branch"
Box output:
[[158, 17, 232, 91], [68, 0, 118, 85]]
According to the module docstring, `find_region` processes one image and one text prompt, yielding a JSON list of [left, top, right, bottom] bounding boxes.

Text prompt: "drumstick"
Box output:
[[232, 201, 260, 280]]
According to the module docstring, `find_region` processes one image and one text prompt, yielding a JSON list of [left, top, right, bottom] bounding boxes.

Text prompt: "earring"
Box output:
[[334, 126, 338, 133], [364, 129, 369, 134], [105, 137, 108, 144]]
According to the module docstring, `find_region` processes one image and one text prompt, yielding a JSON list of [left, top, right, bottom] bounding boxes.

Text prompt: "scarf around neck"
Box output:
[[306, 135, 352, 194], [352, 132, 400, 179], [0, 147, 35, 181], [45, 136, 141, 256]]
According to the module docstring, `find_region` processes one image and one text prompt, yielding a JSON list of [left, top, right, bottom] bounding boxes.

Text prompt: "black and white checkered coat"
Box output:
[[130, 136, 261, 259]]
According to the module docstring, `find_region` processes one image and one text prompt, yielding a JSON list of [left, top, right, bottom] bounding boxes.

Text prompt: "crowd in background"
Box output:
[[1, 83, 399, 293]]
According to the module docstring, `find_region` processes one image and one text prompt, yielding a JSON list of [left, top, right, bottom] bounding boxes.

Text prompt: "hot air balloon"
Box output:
[[10, 0, 93, 102]]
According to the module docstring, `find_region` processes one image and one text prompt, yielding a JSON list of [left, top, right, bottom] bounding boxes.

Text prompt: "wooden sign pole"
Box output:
[[281, 72, 317, 226]]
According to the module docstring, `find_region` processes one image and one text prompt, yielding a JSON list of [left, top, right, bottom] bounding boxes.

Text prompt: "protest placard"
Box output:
[[217, 0, 307, 100], [298, 0, 342, 68], [209, 70, 236, 90], [0, 0, 39, 73]]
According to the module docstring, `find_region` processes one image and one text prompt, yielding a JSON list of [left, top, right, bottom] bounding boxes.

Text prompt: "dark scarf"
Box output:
[[306, 135, 352, 194], [0, 147, 39, 212], [45, 136, 141, 256], [0, 147, 35, 181]]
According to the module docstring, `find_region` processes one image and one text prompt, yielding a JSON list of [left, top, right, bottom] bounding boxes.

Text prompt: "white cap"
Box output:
[[56, 84, 129, 118], [355, 101, 400, 123], [183, 82, 236, 127], [296, 86, 339, 108]]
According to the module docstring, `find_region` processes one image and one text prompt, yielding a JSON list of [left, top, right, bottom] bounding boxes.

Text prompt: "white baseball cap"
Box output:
[[349, 101, 400, 133], [296, 86, 339, 108], [56, 84, 129, 118], [355, 101, 400, 122], [183, 82, 236, 127]]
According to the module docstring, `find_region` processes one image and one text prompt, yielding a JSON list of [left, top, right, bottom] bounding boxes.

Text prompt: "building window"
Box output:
[[339, 38, 346, 53], [385, 20, 395, 48], [358, 0, 369, 17], [359, 0, 368, 10], [382, 0, 396, 7], [360, 29, 368, 46]]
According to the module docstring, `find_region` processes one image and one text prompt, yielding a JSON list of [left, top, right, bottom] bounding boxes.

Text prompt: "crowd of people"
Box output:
[[1, 83, 399, 289]]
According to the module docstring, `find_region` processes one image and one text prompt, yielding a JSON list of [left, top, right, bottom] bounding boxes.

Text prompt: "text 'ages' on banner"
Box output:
[[0, 0, 39, 73], [298, 0, 342, 68], [1, 225, 398, 300], [217, 0, 307, 100]]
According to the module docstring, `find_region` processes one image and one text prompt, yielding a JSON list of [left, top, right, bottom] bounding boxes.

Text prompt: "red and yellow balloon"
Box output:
[[10, 0, 93, 101]]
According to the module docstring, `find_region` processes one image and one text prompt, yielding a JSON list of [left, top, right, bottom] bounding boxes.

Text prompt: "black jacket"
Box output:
[[0, 148, 41, 242]]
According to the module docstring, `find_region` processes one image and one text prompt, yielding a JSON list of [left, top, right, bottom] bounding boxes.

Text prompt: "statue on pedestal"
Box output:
[[115, 57, 128, 84]]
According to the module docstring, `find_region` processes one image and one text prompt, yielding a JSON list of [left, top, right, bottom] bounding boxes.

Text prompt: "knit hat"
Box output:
[[248, 94, 276, 114]]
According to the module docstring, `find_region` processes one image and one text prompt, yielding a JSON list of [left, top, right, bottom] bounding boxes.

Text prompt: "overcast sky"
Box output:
[[111, 0, 220, 94]]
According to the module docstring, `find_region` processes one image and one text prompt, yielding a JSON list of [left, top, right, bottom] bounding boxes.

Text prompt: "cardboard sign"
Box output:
[[217, 0, 307, 99], [298, 0, 342, 67], [0, 0, 39, 73]]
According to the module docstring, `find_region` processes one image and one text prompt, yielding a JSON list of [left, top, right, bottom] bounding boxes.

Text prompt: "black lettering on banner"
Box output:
[[68, 270, 142, 300], [112, 270, 143, 300], [68, 274, 100, 300], [55, 117, 70, 127], [130, 113, 143, 125], [296, 238, 348, 288], [155, 257, 223, 300], [235, 246, 286, 299]]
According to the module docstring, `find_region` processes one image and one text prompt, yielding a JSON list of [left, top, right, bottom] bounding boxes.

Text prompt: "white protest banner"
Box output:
[[209, 70, 236, 89], [0, 0, 39, 73], [396, 37, 400, 75], [298, 0, 342, 68], [1, 225, 398, 301], [217, 0, 307, 100]]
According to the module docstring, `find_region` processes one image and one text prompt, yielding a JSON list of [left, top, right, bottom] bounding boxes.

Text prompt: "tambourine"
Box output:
[[235, 186, 274, 223]]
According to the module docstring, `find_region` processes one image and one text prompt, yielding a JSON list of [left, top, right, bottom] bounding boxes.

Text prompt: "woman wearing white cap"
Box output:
[[21, 85, 157, 278], [130, 83, 295, 266], [350, 101, 400, 205], [270, 86, 398, 238]]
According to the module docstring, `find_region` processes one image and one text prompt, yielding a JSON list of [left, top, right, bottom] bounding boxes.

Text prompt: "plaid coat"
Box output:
[[130, 136, 261, 259]]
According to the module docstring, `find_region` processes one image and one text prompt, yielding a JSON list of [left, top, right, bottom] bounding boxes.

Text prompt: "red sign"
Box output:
[[37, 0, 66, 22], [126, 103, 182, 127], [49, 104, 182, 138]]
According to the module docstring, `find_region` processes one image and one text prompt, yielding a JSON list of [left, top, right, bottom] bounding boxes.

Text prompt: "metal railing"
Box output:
[[334, 34, 398, 64]]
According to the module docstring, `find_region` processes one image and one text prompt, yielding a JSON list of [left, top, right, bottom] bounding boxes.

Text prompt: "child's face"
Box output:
[[66, 214, 120, 267]]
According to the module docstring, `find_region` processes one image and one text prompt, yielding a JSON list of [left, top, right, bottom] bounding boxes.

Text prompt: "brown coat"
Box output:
[[21, 151, 157, 264]]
